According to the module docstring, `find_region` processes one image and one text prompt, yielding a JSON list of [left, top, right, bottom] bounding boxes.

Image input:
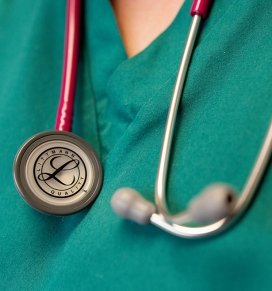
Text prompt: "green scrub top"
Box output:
[[0, 0, 271, 290]]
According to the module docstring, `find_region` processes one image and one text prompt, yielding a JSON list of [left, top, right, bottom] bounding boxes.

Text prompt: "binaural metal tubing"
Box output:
[[151, 121, 272, 238], [153, 9, 272, 237], [235, 121, 272, 214], [155, 15, 202, 216]]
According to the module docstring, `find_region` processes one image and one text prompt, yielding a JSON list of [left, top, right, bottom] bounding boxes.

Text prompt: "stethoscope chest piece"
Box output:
[[14, 131, 102, 215]]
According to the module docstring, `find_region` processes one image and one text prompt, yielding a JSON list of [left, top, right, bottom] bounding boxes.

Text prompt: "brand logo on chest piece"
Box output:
[[34, 147, 87, 198]]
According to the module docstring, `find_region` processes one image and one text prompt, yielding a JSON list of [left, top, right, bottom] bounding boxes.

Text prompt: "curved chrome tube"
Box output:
[[153, 14, 272, 238], [155, 15, 201, 216], [152, 122, 272, 238]]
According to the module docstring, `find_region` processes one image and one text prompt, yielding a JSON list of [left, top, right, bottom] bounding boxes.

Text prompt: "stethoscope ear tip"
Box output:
[[111, 187, 156, 225], [187, 183, 237, 224]]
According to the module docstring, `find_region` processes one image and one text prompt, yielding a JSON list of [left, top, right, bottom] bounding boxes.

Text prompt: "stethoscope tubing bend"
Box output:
[[153, 4, 272, 238]]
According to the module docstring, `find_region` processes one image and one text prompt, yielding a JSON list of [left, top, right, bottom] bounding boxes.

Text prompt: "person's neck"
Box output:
[[111, 0, 185, 57]]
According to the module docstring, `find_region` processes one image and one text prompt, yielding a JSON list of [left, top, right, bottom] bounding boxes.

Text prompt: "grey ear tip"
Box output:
[[187, 183, 238, 224], [111, 188, 155, 225]]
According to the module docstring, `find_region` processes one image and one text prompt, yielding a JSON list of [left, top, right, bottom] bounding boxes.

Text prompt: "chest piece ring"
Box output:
[[14, 131, 102, 215]]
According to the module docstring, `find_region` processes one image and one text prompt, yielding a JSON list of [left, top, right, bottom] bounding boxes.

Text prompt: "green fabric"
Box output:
[[0, 0, 271, 290]]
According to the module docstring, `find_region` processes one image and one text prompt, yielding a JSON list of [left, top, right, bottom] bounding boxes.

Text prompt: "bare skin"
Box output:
[[111, 0, 185, 57]]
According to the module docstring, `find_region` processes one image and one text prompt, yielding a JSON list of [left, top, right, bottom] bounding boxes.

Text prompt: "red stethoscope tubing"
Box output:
[[55, 0, 81, 132]]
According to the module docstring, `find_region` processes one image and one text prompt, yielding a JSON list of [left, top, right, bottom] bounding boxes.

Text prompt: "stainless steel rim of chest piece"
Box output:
[[14, 131, 102, 215]]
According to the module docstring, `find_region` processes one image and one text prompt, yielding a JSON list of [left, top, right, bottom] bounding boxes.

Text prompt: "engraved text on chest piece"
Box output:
[[34, 147, 87, 198]]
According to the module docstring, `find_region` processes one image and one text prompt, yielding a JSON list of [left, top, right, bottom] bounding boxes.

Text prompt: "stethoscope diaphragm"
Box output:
[[14, 131, 102, 215]]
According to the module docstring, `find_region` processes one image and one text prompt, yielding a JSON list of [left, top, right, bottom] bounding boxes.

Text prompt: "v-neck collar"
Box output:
[[82, 0, 236, 157], [85, 0, 191, 98]]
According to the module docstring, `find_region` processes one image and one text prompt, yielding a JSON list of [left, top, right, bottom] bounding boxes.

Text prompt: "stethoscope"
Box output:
[[13, 0, 271, 239], [110, 0, 272, 238]]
